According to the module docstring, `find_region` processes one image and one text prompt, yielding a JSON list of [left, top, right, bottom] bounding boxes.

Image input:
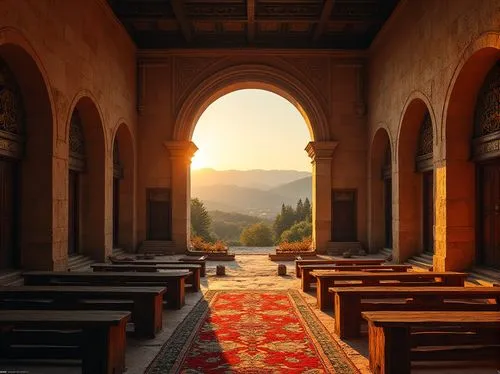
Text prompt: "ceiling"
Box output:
[[108, 0, 400, 49]]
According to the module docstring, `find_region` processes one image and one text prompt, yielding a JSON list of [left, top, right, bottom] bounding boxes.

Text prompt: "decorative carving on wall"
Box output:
[[69, 110, 86, 172], [256, 3, 322, 19], [473, 62, 499, 161], [416, 111, 433, 172], [186, 4, 246, 19], [0, 57, 25, 159], [113, 139, 123, 179]]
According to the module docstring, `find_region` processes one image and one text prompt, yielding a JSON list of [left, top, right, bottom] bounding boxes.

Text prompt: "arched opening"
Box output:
[[369, 128, 392, 253], [443, 45, 500, 270], [189, 88, 313, 250], [113, 123, 135, 252], [67, 96, 106, 261], [0, 43, 54, 270], [397, 98, 435, 261]]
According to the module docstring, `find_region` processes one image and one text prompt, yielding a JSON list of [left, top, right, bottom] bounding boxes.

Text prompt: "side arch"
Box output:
[[173, 64, 331, 141]]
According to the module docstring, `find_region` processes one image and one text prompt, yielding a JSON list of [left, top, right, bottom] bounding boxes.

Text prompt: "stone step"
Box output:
[[407, 254, 433, 271], [0, 270, 23, 286], [67, 255, 94, 271], [326, 241, 365, 256], [139, 240, 176, 255]]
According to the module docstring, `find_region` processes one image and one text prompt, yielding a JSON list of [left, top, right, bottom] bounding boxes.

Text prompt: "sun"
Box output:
[[191, 151, 211, 170]]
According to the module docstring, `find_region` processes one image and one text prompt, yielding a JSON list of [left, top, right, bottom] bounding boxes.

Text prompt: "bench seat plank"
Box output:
[[295, 258, 385, 277], [112, 259, 207, 277], [0, 310, 130, 374], [330, 286, 500, 338], [362, 311, 500, 374], [311, 271, 468, 310]]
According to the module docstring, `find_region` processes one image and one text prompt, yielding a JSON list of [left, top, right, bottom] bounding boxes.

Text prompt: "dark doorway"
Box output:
[[147, 188, 172, 240], [68, 170, 79, 255], [332, 190, 357, 242], [113, 177, 120, 248], [478, 162, 500, 269], [0, 158, 19, 268], [383, 178, 393, 248], [422, 171, 434, 254]]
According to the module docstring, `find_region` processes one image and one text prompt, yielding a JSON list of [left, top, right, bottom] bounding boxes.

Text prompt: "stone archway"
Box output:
[[0, 32, 56, 270], [112, 122, 136, 252], [438, 32, 500, 271], [167, 64, 336, 253], [395, 94, 436, 262], [368, 126, 393, 253], [66, 94, 107, 262]]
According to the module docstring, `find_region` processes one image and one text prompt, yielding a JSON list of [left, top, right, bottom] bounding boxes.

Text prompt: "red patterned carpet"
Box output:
[[146, 290, 358, 373]]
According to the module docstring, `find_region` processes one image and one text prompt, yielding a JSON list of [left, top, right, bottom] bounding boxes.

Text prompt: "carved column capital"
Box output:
[[164, 141, 198, 163], [305, 141, 338, 162]]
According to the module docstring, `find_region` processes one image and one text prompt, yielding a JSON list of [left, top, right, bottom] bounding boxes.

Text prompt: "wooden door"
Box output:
[[422, 171, 434, 253], [0, 159, 18, 268], [68, 170, 79, 255], [383, 178, 393, 248], [332, 190, 357, 242], [479, 162, 500, 269], [147, 188, 172, 240], [112, 177, 120, 248]]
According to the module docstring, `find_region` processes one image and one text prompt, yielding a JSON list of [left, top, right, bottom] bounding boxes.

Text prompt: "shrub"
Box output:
[[276, 237, 313, 253], [190, 236, 228, 253]]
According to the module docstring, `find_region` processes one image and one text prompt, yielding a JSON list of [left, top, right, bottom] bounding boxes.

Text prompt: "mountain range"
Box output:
[[191, 169, 312, 218]]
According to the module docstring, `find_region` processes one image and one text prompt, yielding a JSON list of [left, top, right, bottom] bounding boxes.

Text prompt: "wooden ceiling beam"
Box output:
[[170, 0, 193, 43], [247, 0, 256, 43], [313, 0, 335, 41]]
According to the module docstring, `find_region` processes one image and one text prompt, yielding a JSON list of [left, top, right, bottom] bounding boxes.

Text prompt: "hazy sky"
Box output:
[[191, 89, 312, 171]]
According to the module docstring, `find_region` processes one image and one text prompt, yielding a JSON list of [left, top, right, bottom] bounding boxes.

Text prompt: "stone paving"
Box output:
[[1, 254, 496, 374]]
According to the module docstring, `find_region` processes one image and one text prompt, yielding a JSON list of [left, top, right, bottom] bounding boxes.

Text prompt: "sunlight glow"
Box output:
[[191, 89, 311, 171]]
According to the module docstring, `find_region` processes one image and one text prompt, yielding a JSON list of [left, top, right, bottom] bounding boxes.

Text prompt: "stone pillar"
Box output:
[[306, 141, 338, 254], [164, 141, 198, 253]]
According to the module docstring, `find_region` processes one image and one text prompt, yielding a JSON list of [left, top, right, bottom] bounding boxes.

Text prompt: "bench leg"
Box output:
[[368, 322, 410, 374], [133, 295, 163, 338], [82, 321, 127, 374], [302, 270, 311, 292], [190, 269, 201, 292], [296, 264, 301, 278], [335, 294, 361, 339], [317, 279, 334, 310], [165, 278, 186, 309]]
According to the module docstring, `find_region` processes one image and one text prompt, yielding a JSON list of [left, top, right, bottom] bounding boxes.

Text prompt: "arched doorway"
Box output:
[[0, 40, 54, 270], [112, 123, 135, 252], [369, 128, 392, 253], [168, 64, 335, 253], [441, 37, 500, 271], [397, 97, 435, 262], [67, 96, 106, 261]]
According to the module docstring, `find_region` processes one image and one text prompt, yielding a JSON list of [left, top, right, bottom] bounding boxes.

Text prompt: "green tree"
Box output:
[[240, 222, 274, 246], [190, 198, 213, 241], [280, 221, 312, 243], [295, 198, 305, 221], [303, 197, 312, 222], [273, 203, 296, 241]]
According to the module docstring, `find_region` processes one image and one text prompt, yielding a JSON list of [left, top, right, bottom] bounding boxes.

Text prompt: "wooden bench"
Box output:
[[112, 258, 207, 277], [311, 271, 468, 310], [0, 310, 130, 374], [300, 264, 412, 292], [362, 311, 500, 374], [330, 286, 500, 338], [23, 270, 190, 309], [179, 255, 207, 277], [91, 263, 201, 292], [0, 285, 165, 338], [295, 258, 385, 278]]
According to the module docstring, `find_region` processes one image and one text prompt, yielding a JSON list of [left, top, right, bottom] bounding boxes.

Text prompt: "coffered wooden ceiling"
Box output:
[[108, 0, 400, 49]]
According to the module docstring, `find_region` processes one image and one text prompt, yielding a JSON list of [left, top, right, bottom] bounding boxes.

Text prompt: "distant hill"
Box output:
[[191, 170, 312, 217], [192, 168, 311, 189], [209, 210, 272, 244]]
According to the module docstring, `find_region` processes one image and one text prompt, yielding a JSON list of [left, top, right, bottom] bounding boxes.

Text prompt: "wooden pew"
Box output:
[[311, 271, 468, 310], [91, 263, 201, 292], [179, 255, 208, 277], [23, 270, 190, 309], [362, 311, 500, 374], [112, 258, 207, 277], [295, 258, 385, 278], [331, 286, 500, 338], [300, 264, 412, 292], [0, 310, 130, 374], [0, 285, 165, 338]]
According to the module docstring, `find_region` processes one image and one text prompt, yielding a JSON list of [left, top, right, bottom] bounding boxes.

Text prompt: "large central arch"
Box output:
[[166, 63, 336, 253]]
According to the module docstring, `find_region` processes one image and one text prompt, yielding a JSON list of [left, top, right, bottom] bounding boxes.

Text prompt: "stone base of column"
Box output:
[[326, 241, 364, 256]]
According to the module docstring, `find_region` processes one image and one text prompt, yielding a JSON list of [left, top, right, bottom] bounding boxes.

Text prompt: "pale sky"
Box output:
[[191, 89, 312, 171]]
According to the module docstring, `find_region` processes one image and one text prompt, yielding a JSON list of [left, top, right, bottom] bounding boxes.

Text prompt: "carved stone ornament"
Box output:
[[473, 62, 500, 161], [416, 111, 433, 172], [0, 57, 25, 159], [69, 110, 86, 172]]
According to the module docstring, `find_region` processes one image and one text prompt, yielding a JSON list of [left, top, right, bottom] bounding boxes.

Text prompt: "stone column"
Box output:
[[306, 141, 338, 254], [164, 141, 198, 253]]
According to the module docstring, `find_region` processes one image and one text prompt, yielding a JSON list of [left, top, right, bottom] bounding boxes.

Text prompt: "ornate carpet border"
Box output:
[[145, 289, 359, 374]]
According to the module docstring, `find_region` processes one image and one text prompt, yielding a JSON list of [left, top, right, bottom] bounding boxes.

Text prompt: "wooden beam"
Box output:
[[313, 0, 334, 42], [247, 0, 256, 43], [170, 0, 193, 43]]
